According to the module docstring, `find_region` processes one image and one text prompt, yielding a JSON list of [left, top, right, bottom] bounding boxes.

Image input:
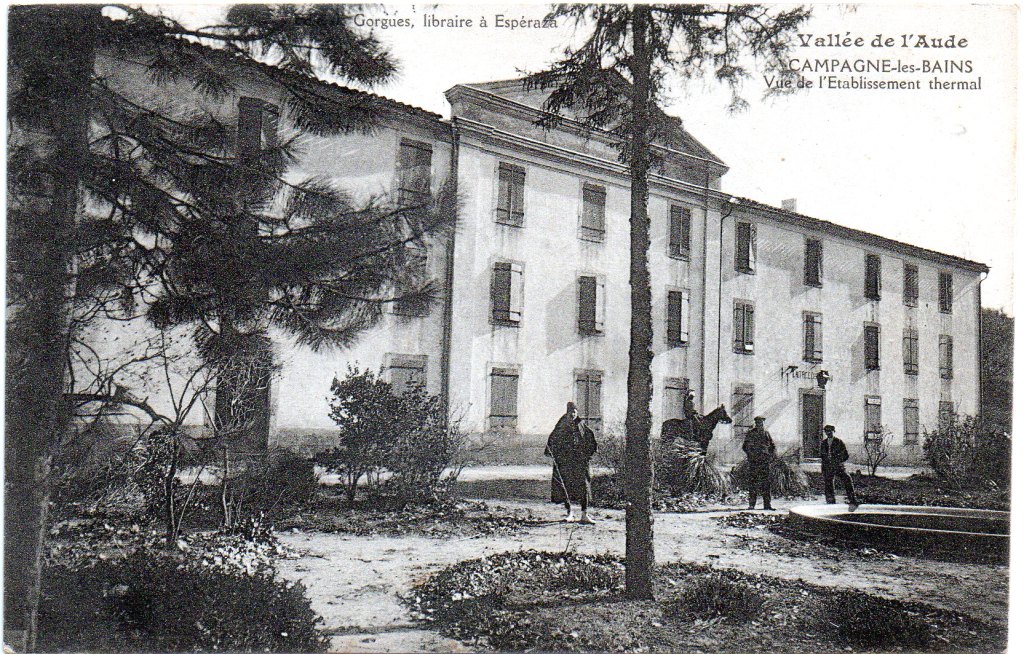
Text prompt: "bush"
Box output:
[[664, 572, 766, 622], [316, 366, 464, 507], [223, 448, 321, 524], [924, 413, 1010, 490], [656, 441, 729, 498], [730, 449, 810, 498], [810, 590, 932, 648], [38, 552, 328, 652]]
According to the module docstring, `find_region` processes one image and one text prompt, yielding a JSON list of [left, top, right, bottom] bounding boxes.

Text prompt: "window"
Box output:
[[668, 205, 691, 259], [491, 261, 524, 326], [939, 335, 954, 379], [663, 377, 690, 420], [804, 238, 823, 286], [397, 139, 432, 206], [667, 289, 690, 346], [802, 312, 822, 363], [735, 221, 756, 273], [864, 396, 882, 439], [939, 400, 955, 426], [731, 384, 754, 439], [864, 253, 881, 300], [733, 301, 755, 354], [864, 324, 880, 371], [496, 162, 525, 226], [386, 355, 427, 394], [237, 96, 280, 159], [574, 370, 603, 433], [903, 399, 919, 444], [489, 367, 519, 429], [392, 243, 429, 316], [577, 275, 606, 335], [903, 263, 919, 307], [939, 272, 953, 313], [903, 328, 919, 375], [580, 183, 606, 241]]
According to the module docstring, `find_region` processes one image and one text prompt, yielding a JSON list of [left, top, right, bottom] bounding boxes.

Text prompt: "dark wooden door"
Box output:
[[802, 393, 824, 458]]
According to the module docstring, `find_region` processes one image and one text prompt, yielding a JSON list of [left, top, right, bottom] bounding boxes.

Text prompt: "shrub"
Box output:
[[731, 449, 810, 498], [863, 426, 894, 476], [811, 590, 932, 648], [38, 553, 328, 652], [316, 366, 464, 506], [924, 413, 1010, 490], [223, 448, 321, 525], [656, 441, 729, 498], [664, 572, 766, 622]]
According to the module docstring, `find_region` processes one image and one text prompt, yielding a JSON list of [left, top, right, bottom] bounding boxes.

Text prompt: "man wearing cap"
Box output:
[[742, 416, 775, 510], [545, 402, 598, 523], [820, 425, 858, 506]]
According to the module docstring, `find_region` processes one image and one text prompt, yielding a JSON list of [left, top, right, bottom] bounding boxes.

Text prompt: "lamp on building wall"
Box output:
[[784, 365, 798, 375], [816, 370, 831, 389]]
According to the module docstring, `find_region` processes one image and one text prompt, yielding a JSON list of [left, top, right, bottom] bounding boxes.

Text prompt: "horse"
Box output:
[[660, 405, 733, 455]]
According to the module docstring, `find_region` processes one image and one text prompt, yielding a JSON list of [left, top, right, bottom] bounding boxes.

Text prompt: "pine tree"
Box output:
[[7, 5, 450, 647], [529, 3, 810, 598]]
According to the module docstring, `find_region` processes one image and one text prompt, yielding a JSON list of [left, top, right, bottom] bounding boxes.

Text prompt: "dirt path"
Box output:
[[276, 498, 1009, 653]]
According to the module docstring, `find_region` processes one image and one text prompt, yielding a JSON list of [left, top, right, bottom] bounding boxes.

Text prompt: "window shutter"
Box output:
[[748, 223, 757, 270], [865, 254, 881, 299], [510, 167, 525, 224], [589, 377, 602, 424], [679, 290, 690, 344], [904, 264, 919, 306], [804, 315, 814, 360], [667, 291, 682, 343], [805, 239, 822, 285], [939, 273, 953, 313], [491, 263, 512, 322], [744, 304, 755, 351], [496, 166, 511, 222], [813, 315, 822, 359], [594, 278, 606, 333], [508, 263, 523, 322], [581, 184, 606, 237], [733, 303, 744, 351], [578, 276, 597, 333], [669, 207, 682, 255], [865, 325, 880, 370], [490, 370, 518, 419]]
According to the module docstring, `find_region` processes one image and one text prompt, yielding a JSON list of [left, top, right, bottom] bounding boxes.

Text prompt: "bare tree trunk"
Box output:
[[623, 5, 656, 600], [5, 7, 98, 650]]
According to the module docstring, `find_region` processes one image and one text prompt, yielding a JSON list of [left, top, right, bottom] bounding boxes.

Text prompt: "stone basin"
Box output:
[[788, 504, 1009, 558]]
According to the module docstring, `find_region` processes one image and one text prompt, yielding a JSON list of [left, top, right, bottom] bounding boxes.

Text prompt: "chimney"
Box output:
[[781, 198, 797, 212]]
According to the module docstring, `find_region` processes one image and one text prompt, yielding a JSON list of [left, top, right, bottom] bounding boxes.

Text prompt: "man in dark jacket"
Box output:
[[820, 425, 858, 506], [545, 402, 598, 524], [742, 416, 775, 510]]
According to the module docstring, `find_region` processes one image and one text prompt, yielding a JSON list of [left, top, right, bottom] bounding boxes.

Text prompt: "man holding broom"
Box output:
[[545, 402, 598, 524]]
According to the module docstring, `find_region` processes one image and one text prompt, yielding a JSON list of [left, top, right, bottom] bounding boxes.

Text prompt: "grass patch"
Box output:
[[409, 551, 1003, 653]]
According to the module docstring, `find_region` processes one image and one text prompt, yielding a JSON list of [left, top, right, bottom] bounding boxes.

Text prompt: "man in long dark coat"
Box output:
[[820, 424, 859, 507], [742, 416, 775, 510], [545, 402, 598, 524]]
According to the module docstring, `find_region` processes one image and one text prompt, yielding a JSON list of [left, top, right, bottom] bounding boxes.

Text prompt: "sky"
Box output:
[[159, 3, 1017, 314]]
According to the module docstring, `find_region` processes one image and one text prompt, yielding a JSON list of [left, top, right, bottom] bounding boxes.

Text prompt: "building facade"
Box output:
[[73, 59, 988, 466]]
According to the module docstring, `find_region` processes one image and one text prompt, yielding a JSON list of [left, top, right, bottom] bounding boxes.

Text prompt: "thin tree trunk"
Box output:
[[623, 5, 656, 600]]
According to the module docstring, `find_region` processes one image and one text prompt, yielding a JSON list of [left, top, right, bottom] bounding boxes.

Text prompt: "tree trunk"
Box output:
[[623, 5, 656, 600], [5, 7, 99, 650]]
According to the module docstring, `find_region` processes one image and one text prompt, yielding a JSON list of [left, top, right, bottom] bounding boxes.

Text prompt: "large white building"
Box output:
[[84, 57, 988, 466]]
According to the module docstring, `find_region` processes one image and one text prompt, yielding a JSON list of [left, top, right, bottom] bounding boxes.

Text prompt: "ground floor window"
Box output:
[[386, 354, 427, 394], [489, 366, 519, 429], [731, 383, 754, 439], [574, 370, 603, 433], [903, 398, 919, 444]]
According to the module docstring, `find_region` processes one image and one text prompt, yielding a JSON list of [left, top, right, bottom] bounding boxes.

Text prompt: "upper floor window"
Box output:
[[491, 261, 523, 326], [667, 289, 690, 346], [580, 183, 606, 242], [733, 301, 755, 354], [577, 275, 606, 335], [735, 221, 756, 273], [939, 272, 953, 313], [864, 323, 880, 371], [802, 312, 822, 363], [397, 139, 432, 206], [903, 263, 919, 307], [496, 162, 525, 226], [804, 238, 823, 286], [574, 370, 603, 433], [939, 334, 954, 379], [903, 328, 919, 375], [864, 253, 881, 300], [489, 366, 519, 429], [668, 205, 691, 259], [237, 96, 279, 159]]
